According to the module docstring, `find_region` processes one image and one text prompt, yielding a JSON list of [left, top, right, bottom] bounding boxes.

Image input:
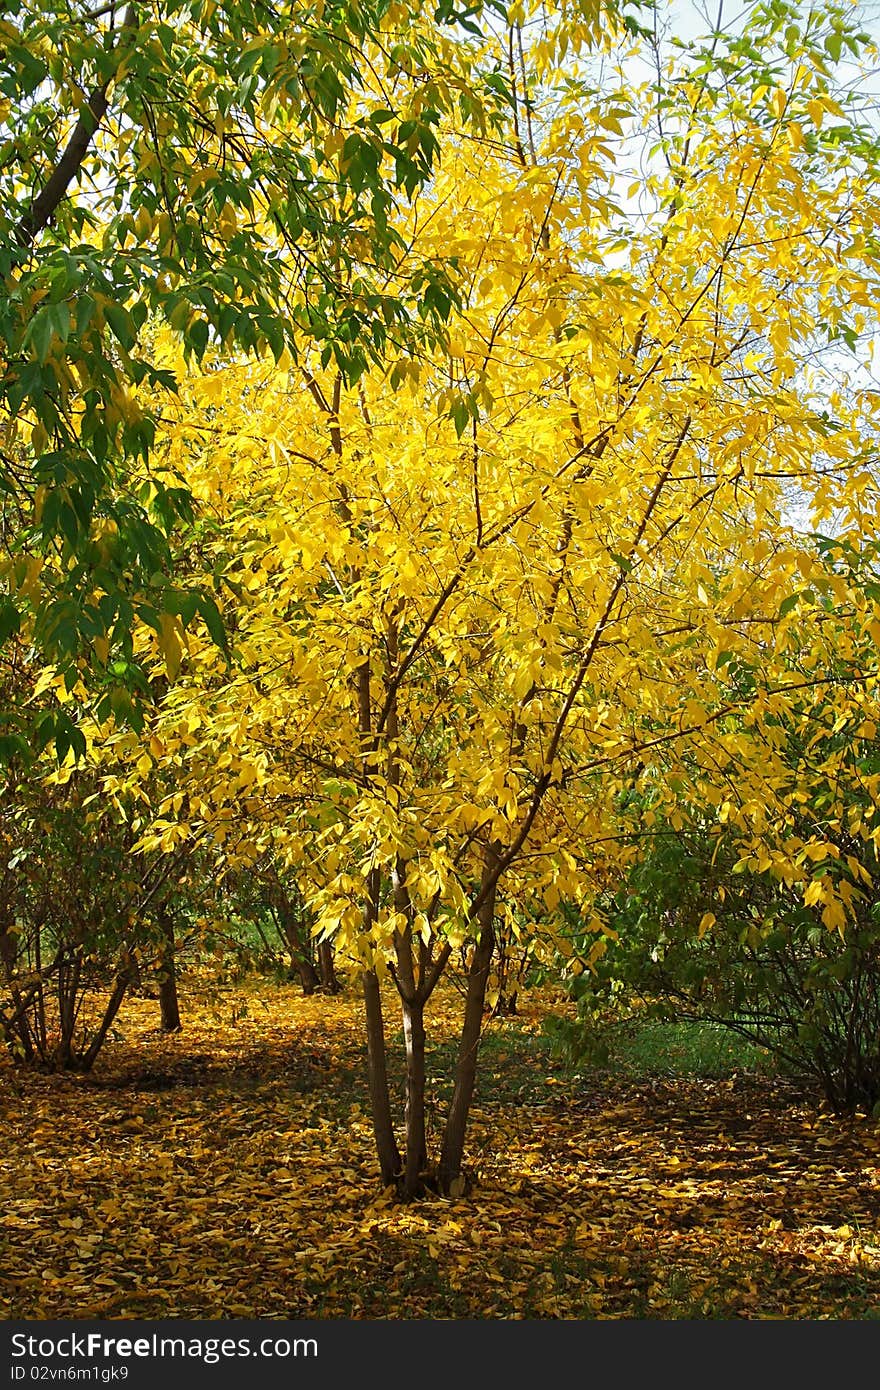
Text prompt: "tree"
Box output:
[[555, 540, 880, 1111], [91, 0, 880, 1194], [0, 0, 511, 754]]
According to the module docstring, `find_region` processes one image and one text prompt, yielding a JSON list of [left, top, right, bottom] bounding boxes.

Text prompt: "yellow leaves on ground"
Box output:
[[1, 979, 877, 1320]]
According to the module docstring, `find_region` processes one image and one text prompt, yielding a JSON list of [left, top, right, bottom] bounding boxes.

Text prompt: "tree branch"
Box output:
[[14, 5, 136, 249]]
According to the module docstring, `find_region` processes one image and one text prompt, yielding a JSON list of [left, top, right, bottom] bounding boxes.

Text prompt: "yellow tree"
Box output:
[[97, 0, 880, 1195]]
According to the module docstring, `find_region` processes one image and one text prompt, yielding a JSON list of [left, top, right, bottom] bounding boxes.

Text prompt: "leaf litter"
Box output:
[[1, 979, 878, 1319]]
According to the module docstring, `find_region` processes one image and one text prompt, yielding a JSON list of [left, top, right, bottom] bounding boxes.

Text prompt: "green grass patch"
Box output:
[[593, 1018, 776, 1080]]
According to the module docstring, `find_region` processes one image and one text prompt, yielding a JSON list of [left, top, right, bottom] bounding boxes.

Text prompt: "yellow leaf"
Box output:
[[821, 898, 846, 934], [158, 612, 184, 680], [544, 881, 560, 911], [804, 881, 825, 907]]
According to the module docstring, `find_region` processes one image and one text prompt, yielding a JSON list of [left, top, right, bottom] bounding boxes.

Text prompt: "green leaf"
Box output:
[[779, 592, 801, 619], [197, 593, 227, 651], [0, 733, 29, 764], [104, 302, 136, 349], [824, 32, 843, 61], [0, 598, 21, 642], [451, 400, 470, 438], [27, 309, 56, 364]]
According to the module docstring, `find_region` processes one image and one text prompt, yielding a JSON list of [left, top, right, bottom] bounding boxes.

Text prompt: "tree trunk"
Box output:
[[0, 919, 17, 977], [0, 918, 33, 1061], [55, 956, 80, 1068], [363, 966, 402, 1185], [270, 883, 320, 994], [438, 854, 498, 1193], [283, 923, 320, 995], [402, 997, 427, 1198], [34, 925, 47, 1058], [80, 964, 131, 1072], [292, 954, 320, 995], [157, 909, 182, 1032], [317, 939, 340, 993]]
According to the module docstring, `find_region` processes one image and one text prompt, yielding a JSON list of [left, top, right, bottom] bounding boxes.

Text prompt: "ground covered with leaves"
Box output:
[[2, 978, 879, 1319]]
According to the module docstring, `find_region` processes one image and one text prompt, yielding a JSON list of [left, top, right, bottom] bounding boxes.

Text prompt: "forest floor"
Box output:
[[1, 975, 879, 1319]]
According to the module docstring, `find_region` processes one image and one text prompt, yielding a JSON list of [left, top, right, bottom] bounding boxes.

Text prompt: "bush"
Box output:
[[553, 817, 880, 1112], [0, 769, 182, 1068]]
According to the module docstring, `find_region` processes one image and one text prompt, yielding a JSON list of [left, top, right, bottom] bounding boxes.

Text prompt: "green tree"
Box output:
[[0, 0, 506, 753]]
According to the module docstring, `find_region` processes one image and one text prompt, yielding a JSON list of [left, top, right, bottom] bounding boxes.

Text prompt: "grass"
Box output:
[[598, 1017, 777, 1080]]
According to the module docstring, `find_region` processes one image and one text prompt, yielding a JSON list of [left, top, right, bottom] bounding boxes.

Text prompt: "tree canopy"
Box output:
[[0, 0, 513, 750], [3, 0, 880, 1201]]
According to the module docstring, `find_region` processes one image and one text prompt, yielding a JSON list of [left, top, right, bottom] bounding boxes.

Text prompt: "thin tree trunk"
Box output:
[[402, 997, 427, 1198], [272, 889, 320, 994], [157, 908, 182, 1031], [363, 965, 401, 1185], [0, 918, 33, 1060], [317, 939, 340, 993], [251, 909, 282, 964], [34, 924, 47, 1057], [56, 956, 80, 1067], [80, 964, 131, 1072], [438, 853, 498, 1193]]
